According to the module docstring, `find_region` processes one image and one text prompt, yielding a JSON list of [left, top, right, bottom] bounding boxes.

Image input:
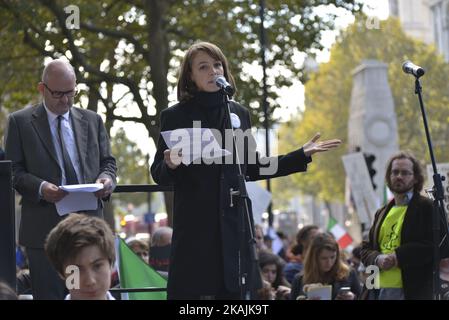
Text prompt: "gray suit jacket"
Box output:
[[5, 103, 117, 248]]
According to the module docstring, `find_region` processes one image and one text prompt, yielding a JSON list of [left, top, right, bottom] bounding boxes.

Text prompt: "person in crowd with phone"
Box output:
[[290, 233, 361, 300]]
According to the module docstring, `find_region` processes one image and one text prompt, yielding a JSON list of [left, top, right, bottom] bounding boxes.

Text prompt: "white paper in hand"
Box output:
[[161, 128, 231, 165], [59, 183, 104, 193], [55, 183, 104, 216]]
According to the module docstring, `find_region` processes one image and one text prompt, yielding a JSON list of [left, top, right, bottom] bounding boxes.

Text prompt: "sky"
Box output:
[[114, 0, 390, 159]]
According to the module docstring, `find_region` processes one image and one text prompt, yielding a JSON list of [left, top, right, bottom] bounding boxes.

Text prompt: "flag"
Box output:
[[383, 185, 394, 205], [116, 237, 167, 300], [327, 216, 353, 249]]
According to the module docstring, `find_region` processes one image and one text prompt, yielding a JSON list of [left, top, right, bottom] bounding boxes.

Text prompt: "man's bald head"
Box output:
[[39, 59, 77, 115], [42, 59, 76, 83]]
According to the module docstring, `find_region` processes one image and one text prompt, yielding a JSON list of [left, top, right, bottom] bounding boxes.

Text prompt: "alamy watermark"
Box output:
[[365, 265, 380, 289], [365, 16, 380, 30], [64, 5, 80, 30], [65, 265, 80, 290], [164, 121, 279, 176]]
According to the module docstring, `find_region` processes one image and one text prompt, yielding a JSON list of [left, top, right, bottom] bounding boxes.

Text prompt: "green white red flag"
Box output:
[[327, 216, 353, 249]]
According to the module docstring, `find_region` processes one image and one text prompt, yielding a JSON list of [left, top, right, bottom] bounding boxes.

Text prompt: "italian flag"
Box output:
[[327, 216, 353, 249]]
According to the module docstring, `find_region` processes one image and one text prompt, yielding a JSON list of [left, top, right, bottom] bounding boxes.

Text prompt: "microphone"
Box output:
[[402, 61, 425, 77], [215, 75, 235, 95]]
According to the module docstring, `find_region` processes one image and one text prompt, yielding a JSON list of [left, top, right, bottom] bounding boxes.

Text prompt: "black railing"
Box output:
[[115, 184, 173, 193], [109, 287, 167, 293]]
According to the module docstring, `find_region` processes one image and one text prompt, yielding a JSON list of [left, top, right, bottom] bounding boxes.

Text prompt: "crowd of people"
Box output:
[[3, 211, 449, 300]]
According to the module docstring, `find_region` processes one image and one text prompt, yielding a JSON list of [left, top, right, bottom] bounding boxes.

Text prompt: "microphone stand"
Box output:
[[220, 90, 261, 300], [412, 75, 449, 300]]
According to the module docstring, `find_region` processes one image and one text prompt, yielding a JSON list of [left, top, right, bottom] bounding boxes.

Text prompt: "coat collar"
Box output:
[[31, 103, 59, 166], [31, 103, 88, 178], [182, 95, 239, 130]]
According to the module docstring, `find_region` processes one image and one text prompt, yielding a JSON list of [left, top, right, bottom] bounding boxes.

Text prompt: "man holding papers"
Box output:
[[4, 59, 116, 299]]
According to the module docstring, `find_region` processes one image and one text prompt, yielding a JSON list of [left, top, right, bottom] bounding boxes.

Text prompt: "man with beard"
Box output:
[[361, 151, 448, 300], [4, 59, 116, 299]]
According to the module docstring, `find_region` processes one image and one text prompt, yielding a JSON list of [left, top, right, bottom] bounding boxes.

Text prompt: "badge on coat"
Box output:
[[230, 113, 241, 129]]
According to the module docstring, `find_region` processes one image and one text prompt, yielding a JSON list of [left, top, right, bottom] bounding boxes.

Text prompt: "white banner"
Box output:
[[246, 181, 272, 226], [342, 152, 379, 225]]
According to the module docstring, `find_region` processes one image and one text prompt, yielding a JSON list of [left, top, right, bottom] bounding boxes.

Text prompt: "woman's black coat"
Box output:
[[151, 91, 311, 298]]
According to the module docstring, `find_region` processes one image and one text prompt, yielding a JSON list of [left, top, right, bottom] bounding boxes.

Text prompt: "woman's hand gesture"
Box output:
[[303, 133, 342, 157]]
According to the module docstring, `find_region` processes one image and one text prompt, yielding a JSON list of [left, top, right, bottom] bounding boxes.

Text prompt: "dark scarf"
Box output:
[[192, 91, 227, 132]]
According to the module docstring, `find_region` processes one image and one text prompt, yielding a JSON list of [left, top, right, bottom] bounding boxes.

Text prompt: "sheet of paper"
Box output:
[[246, 181, 272, 226], [60, 183, 104, 193], [161, 128, 231, 165], [55, 183, 103, 216], [306, 285, 332, 300]]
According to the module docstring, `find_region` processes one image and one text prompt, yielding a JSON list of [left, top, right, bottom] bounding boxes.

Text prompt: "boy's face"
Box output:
[[65, 245, 112, 300]]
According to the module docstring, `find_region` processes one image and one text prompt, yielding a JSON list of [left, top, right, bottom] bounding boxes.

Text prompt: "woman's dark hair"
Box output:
[[303, 233, 350, 285], [258, 251, 290, 289], [177, 41, 236, 102], [291, 225, 319, 255]]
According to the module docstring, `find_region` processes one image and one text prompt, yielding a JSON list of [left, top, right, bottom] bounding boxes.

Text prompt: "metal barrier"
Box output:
[[115, 184, 173, 193], [109, 287, 167, 293], [0, 161, 16, 290]]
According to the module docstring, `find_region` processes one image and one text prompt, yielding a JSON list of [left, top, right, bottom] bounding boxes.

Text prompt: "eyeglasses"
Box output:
[[43, 83, 78, 99], [391, 169, 414, 177]]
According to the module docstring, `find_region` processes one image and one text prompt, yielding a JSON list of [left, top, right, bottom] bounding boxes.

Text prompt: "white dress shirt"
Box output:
[[38, 104, 83, 196]]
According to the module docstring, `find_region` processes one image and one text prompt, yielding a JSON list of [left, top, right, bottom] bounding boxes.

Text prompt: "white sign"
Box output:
[[55, 183, 103, 216], [426, 163, 449, 214], [246, 181, 272, 226], [342, 153, 379, 225]]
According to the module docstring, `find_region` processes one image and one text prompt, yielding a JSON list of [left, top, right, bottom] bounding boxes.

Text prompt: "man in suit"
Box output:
[[4, 59, 117, 299], [361, 151, 449, 300]]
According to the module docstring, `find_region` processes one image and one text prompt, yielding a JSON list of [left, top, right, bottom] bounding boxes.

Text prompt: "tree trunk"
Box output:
[[145, 0, 172, 221]]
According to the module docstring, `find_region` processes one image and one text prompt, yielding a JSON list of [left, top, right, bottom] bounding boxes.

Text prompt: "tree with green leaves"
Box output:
[[275, 16, 449, 204], [1, 0, 361, 138], [111, 128, 150, 209], [1, 0, 361, 222]]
